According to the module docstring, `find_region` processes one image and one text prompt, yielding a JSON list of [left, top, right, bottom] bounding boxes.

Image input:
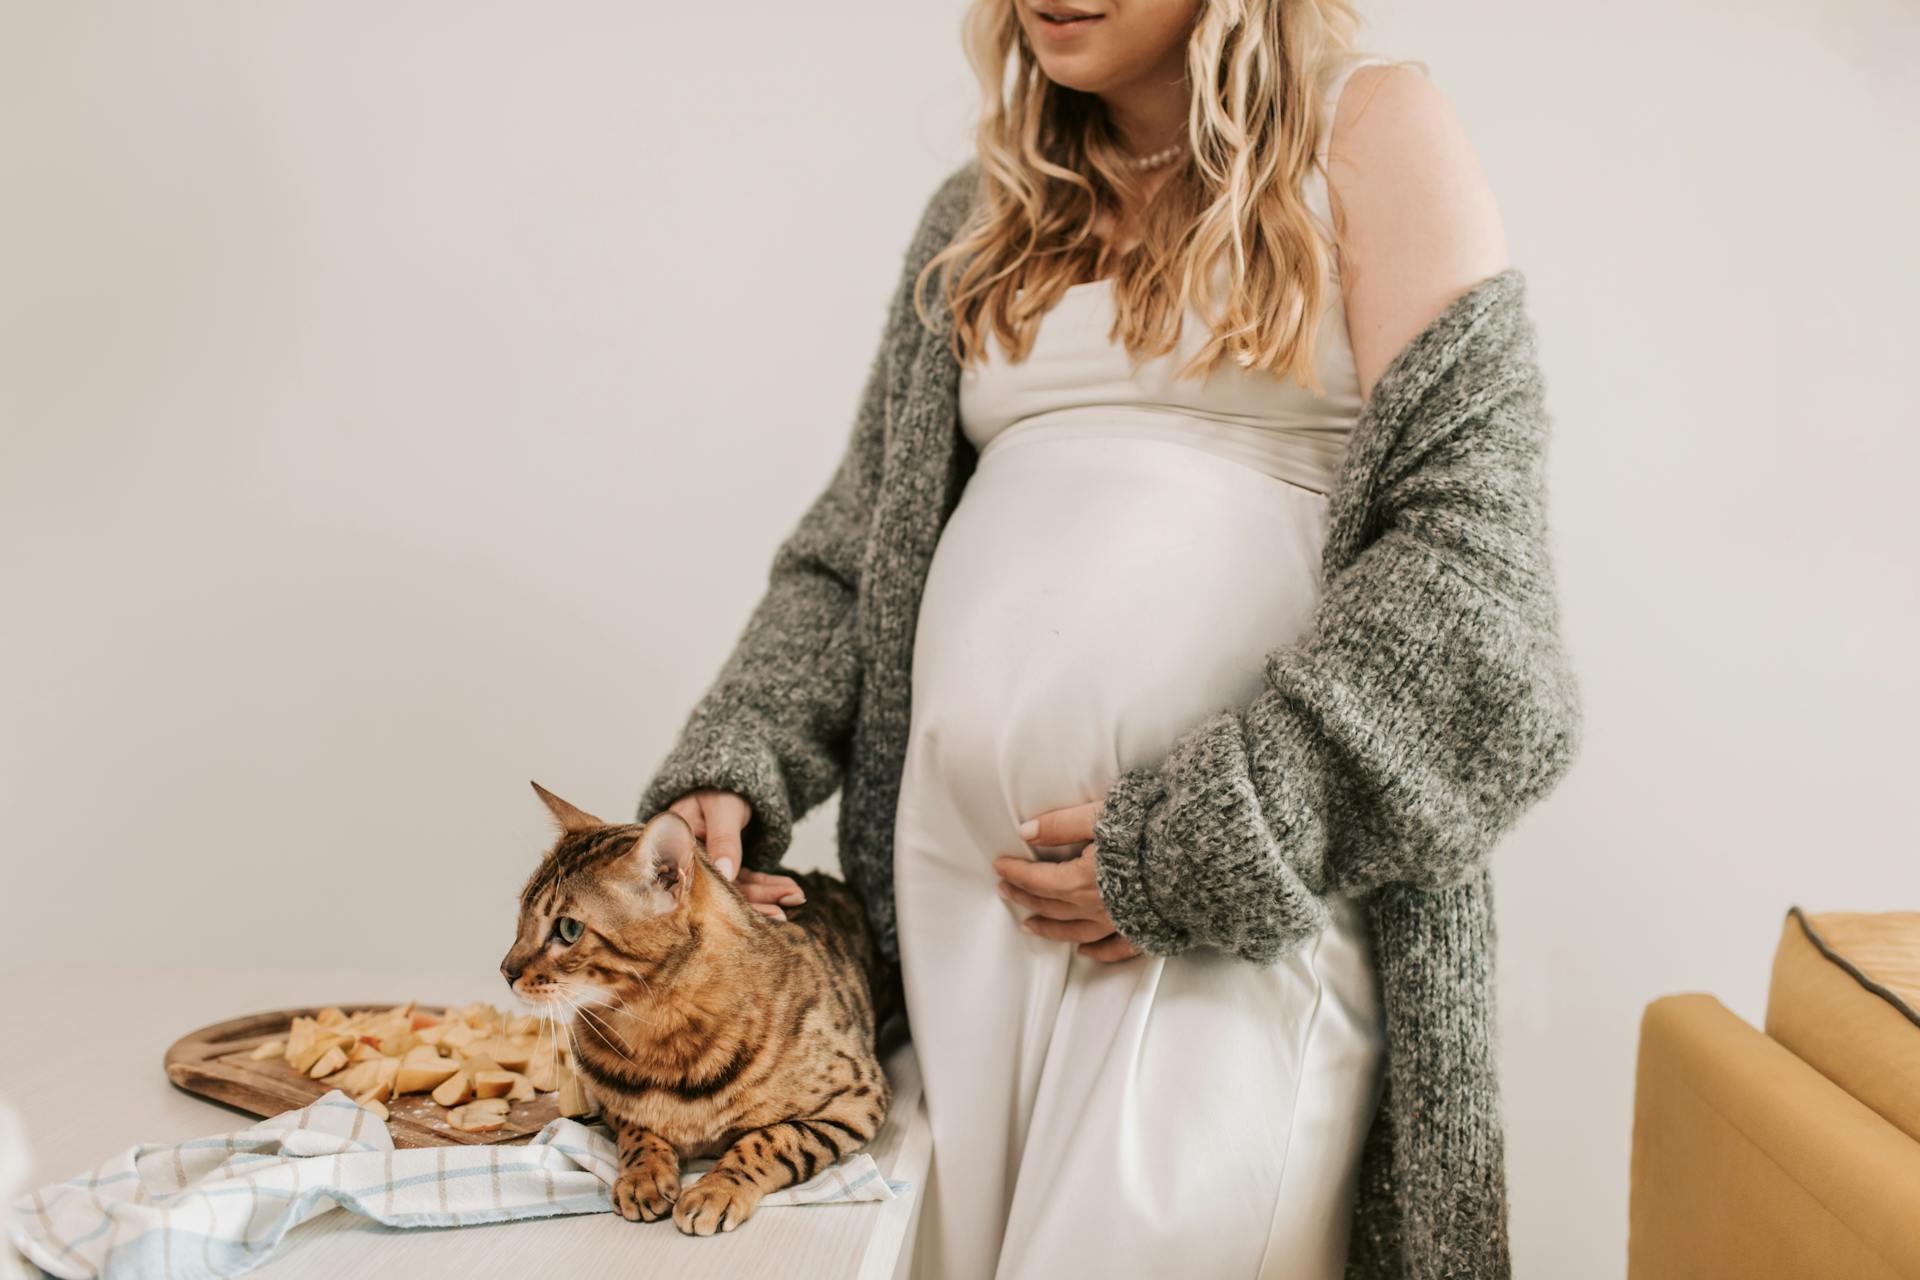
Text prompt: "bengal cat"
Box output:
[[499, 782, 897, 1235]]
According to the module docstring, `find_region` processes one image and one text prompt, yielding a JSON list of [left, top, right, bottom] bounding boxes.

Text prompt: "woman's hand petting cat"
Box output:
[[993, 799, 1143, 964], [665, 789, 807, 920]]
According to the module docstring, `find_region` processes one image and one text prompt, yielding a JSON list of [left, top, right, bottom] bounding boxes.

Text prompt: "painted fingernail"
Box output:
[[715, 857, 735, 879], [1017, 819, 1039, 839], [779, 891, 805, 905]]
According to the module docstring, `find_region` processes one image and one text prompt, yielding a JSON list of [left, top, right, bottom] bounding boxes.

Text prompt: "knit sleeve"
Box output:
[[633, 188, 949, 872], [1090, 274, 1584, 963]]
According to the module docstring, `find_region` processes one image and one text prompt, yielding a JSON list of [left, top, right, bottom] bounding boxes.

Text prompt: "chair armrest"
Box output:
[[1628, 993, 1920, 1280]]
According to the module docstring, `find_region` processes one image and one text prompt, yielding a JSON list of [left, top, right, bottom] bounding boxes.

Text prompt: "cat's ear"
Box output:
[[530, 781, 603, 834], [635, 809, 699, 903]]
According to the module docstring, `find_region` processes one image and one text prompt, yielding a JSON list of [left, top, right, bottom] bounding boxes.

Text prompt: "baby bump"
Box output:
[[901, 431, 1333, 868]]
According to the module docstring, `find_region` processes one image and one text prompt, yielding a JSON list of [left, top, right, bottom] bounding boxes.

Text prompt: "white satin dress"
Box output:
[[892, 53, 1395, 1280]]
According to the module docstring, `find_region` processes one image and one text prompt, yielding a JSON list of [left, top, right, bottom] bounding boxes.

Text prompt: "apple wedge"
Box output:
[[557, 1065, 594, 1119], [469, 1038, 534, 1071], [394, 1048, 461, 1095], [471, 1070, 517, 1101], [321, 1058, 386, 1098], [523, 1053, 561, 1093], [431, 1070, 474, 1108], [363, 1056, 400, 1103], [306, 1045, 348, 1079], [446, 1099, 510, 1133]]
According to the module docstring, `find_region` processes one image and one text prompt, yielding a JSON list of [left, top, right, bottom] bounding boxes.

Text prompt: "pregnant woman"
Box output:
[[639, 1, 1581, 1277], [892, 30, 1401, 1280]]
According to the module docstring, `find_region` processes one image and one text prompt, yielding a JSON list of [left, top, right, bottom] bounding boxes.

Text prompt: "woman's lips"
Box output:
[[1034, 11, 1104, 40]]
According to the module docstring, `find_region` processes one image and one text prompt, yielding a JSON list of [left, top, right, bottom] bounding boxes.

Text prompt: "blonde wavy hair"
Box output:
[[916, 0, 1425, 393]]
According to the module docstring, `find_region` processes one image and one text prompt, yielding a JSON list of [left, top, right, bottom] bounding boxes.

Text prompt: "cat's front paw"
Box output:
[[611, 1165, 679, 1223], [672, 1171, 762, 1236]]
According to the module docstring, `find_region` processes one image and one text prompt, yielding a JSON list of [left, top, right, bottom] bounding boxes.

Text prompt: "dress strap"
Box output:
[[1305, 52, 1399, 238], [1315, 52, 1397, 173]]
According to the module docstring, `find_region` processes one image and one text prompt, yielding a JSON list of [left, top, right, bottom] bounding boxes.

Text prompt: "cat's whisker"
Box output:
[[552, 990, 584, 1031], [563, 990, 634, 1062], [549, 991, 579, 1038], [562, 980, 636, 1027], [551, 993, 595, 1069], [537, 1008, 562, 1078], [531, 1007, 560, 1078], [628, 966, 655, 1002], [575, 1004, 629, 1056], [597, 985, 655, 1035]]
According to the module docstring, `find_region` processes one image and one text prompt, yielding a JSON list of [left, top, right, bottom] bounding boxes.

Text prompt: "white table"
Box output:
[[0, 966, 932, 1279]]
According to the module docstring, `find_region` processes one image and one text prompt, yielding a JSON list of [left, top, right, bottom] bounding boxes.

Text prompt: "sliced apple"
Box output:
[[473, 1038, 533, 1071], [446, 1099, 510, 1132], [307, 1045, 348, 1079], [257, 1002, 563, 1126], [364, 1056, 400, 1102], [322, 1060, 369, 1093], [361, 1012, 409, 1045], [471, 1070, 517, 1100], [523, 1053, 561, 1093], [280, 1020, 318, 1074], [449, 1002, 493, 1029], [324, 1058, 389, 1097], [431, 1070, 473, 1108], [437, 1023, 482, 1051], [287, 1028, 352, 1074], [557, 1065, 593, 1118], [461, 1051, 501, 1076], [395, 1049, 461, 1095]]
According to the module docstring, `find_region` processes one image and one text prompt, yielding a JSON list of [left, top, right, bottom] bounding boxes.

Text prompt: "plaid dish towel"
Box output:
[[10, 1090, 908, 1280]]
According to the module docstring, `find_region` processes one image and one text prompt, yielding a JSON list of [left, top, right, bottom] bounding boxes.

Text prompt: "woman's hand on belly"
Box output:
[[993, 800, 1143, 964]]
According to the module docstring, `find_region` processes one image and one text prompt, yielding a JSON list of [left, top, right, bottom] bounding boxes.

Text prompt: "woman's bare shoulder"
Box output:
[[1326, 61, 1512, 402]]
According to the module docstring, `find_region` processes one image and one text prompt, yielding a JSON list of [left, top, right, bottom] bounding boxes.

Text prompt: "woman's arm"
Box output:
[[1087, 69, 1583, 964], [1330, 64, 1513, 402], [633, 179, 957, 872]]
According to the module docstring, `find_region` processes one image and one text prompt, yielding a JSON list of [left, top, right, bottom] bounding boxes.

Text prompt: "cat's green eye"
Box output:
[[553, 916, 584, 945]]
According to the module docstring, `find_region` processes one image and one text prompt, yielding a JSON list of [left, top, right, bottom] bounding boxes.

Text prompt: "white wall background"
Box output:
[[3, 1, 1915, 1273]]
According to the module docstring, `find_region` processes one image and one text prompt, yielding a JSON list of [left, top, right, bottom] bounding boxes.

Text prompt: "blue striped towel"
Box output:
[[9, 1090, 908, 1280]]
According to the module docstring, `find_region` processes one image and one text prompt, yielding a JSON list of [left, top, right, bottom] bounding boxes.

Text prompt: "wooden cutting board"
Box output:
[[163, 1003, 563, 1148]]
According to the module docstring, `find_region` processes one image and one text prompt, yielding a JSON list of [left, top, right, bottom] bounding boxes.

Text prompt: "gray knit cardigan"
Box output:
[[636, 159, 1583, 1279]]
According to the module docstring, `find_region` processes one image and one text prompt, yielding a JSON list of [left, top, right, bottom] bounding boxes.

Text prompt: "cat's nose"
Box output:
[[500, 959, 522, 985]]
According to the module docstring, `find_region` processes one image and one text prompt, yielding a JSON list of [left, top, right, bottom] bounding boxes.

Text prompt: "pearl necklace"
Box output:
[[1120, 140, 1187, 172]]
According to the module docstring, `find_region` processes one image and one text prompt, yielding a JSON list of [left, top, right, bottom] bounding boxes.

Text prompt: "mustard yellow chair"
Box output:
[[1629, 906, 1920, 1279]]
